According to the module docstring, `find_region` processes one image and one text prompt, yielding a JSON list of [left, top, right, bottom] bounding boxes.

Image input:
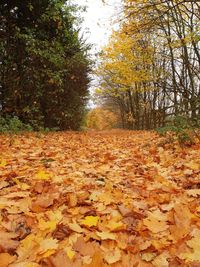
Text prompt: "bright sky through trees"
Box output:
[[74, 0, 121, 55]]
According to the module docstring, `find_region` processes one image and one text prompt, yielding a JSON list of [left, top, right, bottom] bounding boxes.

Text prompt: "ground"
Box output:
[[0, 130, 200, 267]]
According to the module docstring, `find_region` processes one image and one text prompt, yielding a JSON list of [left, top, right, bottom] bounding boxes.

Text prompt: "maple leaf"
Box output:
[[16, 234, 40, 261], [38, 238, 58, 255], [12, 178, 30, 190], [143, 210, 169, 233], [35, 170, 51, 180], [152, 252, 170, 267], [170, 203, 192, 241], [0, 159, 7, 168], [0, 232, 19, 252], [68, 222, 83, 233], [180, 234, 200, 262], [96, 231, 116, 240], [73, 237, 99, 257], [103, 248, 121, 264], [106, 220, 125, 232], [142, 252, 156, 262], [38, 218, 57, 232], [0, 253, 16, 267], [81, 216, 99, 227], [185, 162, 199, 170], [46, 250, 73, 267], [83, 251, 103, 267], [66, 248, 75, 260]]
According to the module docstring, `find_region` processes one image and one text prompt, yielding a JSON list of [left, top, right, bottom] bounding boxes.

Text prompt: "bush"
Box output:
[[157, 115, 200, 145], [0, 116, 33, 133]]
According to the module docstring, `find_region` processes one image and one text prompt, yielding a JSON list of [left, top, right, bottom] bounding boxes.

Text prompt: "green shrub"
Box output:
[[0, 116, 33, 133], [157, 115, 200, 145]]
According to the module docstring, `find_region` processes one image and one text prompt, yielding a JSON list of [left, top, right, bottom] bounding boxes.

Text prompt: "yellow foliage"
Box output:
[[81, 216, 99, 227], [86, 108, 118, 130], [96, 26, 154, 98]]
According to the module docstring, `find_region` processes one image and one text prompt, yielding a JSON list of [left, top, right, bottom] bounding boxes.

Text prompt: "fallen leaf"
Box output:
[[106, 220, 125, 232], [38, 238, 58, 255], [73, 237, 99, 257], [0, 159, 7, 168], [0, 232, 19, 252], [104, 248, 121, 264], [143, 210, 169, 233], [81, 216, 99, 227], [96, 231, 116, 240], [152, 252, 170, 267], [180, 232, 200, 262], [35, 170, 51, 180], [68, 222, 83, 233], [0, 253, 16, 267]]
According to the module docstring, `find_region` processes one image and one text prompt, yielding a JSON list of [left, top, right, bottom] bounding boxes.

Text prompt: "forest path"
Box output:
[[0, 131, 200, 266]]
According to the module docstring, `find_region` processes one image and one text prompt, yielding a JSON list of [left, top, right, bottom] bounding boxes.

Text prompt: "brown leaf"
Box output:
[[52, 224, 72, 240], [0, 232, 19, 252], [73, 237, 99, 257], [44, 250, 72, 267]]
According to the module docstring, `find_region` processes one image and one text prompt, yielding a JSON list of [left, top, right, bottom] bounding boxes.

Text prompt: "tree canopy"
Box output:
[[0, 0, 91, 130], [96, 0, 200, 130]]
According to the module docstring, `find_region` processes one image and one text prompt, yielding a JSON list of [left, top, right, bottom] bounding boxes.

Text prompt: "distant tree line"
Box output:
[[0, 0, 91, 130], [96, 0, 200, 130]]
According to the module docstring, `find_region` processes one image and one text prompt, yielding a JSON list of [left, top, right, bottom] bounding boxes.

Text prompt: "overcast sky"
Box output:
[[74, 0, 122, 55], [73, 0, 122, 107]]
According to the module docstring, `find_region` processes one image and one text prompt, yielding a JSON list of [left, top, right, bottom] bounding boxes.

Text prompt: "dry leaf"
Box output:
[[104, 248, 121, 264], [0, 253, 16, 267], [0, 232, 19, 252], [81, 216, 99, 227], [96, 231, 116, 240]]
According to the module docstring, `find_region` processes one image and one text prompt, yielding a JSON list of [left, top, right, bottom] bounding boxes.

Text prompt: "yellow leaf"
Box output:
[[47, 210, 63, 222], [98, 193, 113, 205], [180, 234, 200, 262], [38, 219, 57, 232], [81, 216, 99, 227], [68, 222, 83, 233], [104, 248, 121, 264], [96, 231, 116, 240], [107, 221, 124, 231], [17, 234, 41, 261], [12, 178, 30, 190], [38, 238, 58, 254], [66, 249, 75, 260], [185, 162, 199, 170], [143, 210, 169, 233], [143, 217, 168, 233], [41, 249, 55, 258], [0, 159, 7, 168], [142, 252, 156, 262], [152, 252, 170, 267], [35, 170, 50, 180]]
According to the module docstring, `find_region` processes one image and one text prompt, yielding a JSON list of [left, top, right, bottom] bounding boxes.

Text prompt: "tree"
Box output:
[[96, 0, 200, 129], [0, 0, 91, 130], [86, 108, 118, 130]]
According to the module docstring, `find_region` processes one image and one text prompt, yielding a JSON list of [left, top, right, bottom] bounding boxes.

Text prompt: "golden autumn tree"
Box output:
[[86, 108, 118, 130], [96, 25, 156, 129], [96, 0, 200, 130]]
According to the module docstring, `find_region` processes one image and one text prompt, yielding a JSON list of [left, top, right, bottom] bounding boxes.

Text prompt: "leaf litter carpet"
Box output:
[[0, 131, 200, 267]]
